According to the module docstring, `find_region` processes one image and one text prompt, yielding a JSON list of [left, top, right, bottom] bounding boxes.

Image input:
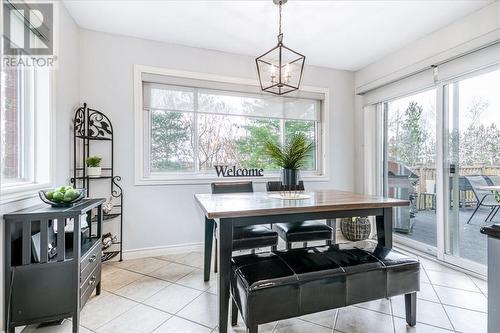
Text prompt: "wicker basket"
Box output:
[[340, 217, 371, 241]]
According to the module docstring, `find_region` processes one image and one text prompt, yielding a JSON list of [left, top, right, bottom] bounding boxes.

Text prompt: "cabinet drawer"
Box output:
[[80, 264, 101, 308], [81, 241, 101, 283]]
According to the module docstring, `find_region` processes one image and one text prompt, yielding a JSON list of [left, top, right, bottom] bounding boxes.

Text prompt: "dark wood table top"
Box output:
[[195, 189, 409, 219]]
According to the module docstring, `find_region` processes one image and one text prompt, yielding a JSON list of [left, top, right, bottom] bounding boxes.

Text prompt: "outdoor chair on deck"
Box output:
[[465, 176, 500, 224], [485, 175, 500, 222]]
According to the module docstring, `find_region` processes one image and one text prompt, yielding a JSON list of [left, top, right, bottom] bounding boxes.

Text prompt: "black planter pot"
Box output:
[[281, 169, 299, 187]]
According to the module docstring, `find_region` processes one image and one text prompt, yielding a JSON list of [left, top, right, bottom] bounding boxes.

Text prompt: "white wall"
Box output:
[[55, 4, 81, 186], [353, 1, 500, 192], [78, 29, 355, 253], [355, 2, 500, 90], [0, 4, 80, 329]]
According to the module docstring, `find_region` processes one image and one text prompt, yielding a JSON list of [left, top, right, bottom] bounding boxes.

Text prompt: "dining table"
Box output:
[[194, 189, 409, 332]]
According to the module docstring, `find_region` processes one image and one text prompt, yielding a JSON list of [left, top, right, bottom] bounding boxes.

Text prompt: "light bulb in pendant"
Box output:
[[270, 65, 277, 83], [284, 63, 291, 84]]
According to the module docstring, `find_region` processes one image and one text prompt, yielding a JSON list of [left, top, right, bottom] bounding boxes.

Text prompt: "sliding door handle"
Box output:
[[450, 164, 456, 174]]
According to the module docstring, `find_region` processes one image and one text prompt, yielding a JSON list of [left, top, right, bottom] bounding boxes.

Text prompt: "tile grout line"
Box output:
[[79, 321, 97, 333], [332, 306, 340, 332], [352, 305, 391, 316], [389, 298, 396, 333], [430, 282, 483, 294], [434, 300, 487, 315], [425, 267, 458, 332], [153, 252, 206, 270], [295, 317, 335, 331], [149, 315, 173, 333], [108, 264, 206, 294], [466, 274, 488, 298], [390, 312, 458, 332], [111, 278, 172, 300], [153, 313, 215, 333], [143, 299, 214, 331], [105, 287, 172, 315], [428, 282, 487, 313], [171, 291, 217, 330], [92, 301, 143, 332], [270, 320, 279, 333]]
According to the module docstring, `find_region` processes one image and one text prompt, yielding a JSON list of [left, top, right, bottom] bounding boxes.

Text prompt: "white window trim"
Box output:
[[133, 65, 330, 185], [0, 71, 55, 204]]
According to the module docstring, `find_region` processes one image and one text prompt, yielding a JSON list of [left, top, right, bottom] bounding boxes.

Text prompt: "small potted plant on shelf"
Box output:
[[86, 156, 102, 178], [264, 133, 314, 199]]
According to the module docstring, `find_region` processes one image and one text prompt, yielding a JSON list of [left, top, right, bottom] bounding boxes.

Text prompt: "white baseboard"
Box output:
[[122, 242, 204, 260]]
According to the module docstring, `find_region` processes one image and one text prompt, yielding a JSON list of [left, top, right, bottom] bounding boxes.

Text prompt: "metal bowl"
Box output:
[[39, 188, 86, 207]]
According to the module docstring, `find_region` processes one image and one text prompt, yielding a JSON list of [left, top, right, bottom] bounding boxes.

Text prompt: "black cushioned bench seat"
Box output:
[[230, 242, 420, 333]]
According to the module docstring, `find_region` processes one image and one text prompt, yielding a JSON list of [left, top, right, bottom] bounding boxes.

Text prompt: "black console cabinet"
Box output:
[[4, 199, 105, 333]]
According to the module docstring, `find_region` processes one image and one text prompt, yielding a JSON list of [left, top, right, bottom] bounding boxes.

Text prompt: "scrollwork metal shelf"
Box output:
[[72, 103, 123, 262]]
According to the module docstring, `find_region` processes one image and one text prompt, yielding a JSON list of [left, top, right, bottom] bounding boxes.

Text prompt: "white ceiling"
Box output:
[[63, 0, 492, 71]]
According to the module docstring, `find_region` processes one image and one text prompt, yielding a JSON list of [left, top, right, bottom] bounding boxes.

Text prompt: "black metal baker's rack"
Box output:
[[71, 103, 123, 261]]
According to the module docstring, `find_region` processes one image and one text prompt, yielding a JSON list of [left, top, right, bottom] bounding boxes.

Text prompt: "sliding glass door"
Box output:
[[383, 89, 437, 251], [444, 67, 500, 267], [378, 65, 500, 273]]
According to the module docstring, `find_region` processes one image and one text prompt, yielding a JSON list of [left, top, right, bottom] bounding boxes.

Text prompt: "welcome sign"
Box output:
[[214, 165, 264, 177]]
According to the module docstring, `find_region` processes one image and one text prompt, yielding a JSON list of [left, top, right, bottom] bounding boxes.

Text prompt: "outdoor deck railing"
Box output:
[[410, 164, 500, 210]]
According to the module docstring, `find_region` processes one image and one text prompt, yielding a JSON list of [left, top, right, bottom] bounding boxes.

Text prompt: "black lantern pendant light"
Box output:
[[256, 0, 305, 95]]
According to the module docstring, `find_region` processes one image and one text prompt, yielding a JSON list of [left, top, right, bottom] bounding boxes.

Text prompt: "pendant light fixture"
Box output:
[[256, 0, 305, 95]]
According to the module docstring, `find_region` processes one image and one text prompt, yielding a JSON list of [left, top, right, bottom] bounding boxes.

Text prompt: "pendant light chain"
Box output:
[[278, 1, 283, 43], [279, 1, 282, 35]]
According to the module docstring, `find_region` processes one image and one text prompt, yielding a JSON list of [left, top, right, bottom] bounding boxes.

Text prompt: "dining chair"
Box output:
[[266, 181, 333, 249], [465, 175, 500, 224], [210, 181, 278, 273]]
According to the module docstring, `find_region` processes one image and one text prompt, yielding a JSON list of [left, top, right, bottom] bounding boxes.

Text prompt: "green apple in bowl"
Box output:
[[39, 186, 86, 207]]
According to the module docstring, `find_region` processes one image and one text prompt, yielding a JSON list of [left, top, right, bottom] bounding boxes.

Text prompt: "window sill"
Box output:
[[135, 174, 329, 186], [0, 183, 51, 205]]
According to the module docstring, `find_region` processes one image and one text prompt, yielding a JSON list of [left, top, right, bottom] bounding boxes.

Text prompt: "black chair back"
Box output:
[[266, 181, 305, 192], [211, 181, 253, 194]]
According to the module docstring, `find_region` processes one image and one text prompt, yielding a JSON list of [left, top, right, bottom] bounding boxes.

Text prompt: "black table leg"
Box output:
[[204, 217, 215, 282], [218, 218, 233, 333], [376, 207, 393, 249], [326, 219, 336, 245]]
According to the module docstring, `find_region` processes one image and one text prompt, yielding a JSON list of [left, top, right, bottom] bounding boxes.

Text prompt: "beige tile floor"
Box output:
[[21, 246, 488, 333]]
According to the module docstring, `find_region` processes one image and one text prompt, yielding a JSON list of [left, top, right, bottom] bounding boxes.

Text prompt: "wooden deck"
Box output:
[[396, 207, 492, 265]]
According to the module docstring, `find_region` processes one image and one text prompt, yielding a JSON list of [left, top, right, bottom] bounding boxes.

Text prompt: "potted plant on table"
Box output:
[[264, 133, 314, 198], [86, 156, 102, 178]]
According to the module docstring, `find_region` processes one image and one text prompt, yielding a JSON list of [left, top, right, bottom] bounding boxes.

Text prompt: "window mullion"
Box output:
[[144, 110, 152, 177], [17, 67, 25, 181], [193, 89, 199, 173], [280, 101, 285, 146], [30, 70, 35, 182]]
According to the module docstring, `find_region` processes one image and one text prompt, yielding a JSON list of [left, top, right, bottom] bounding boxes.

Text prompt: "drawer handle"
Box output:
[[89, 254, 97, 263], [88, 276, 97, 286]]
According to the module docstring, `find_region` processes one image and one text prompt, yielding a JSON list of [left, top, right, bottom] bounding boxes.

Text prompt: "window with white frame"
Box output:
[[0, 65, 52, 195], [137, 71, 326, 182]]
